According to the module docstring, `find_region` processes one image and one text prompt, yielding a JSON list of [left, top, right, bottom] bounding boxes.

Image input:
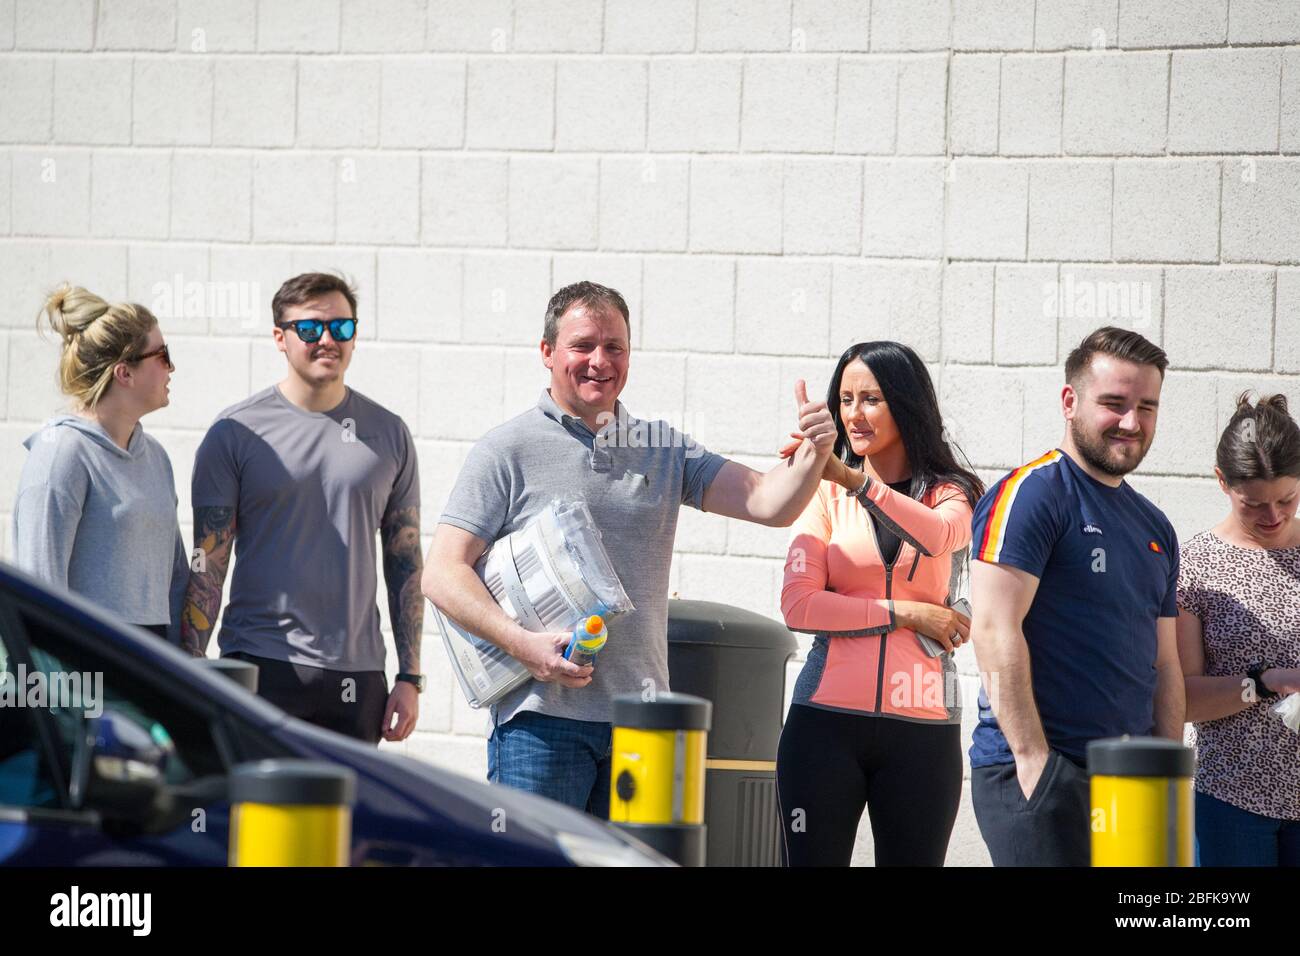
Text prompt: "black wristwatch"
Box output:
[[396, 672, 426, 693], [1246, 664, 1278, 700]]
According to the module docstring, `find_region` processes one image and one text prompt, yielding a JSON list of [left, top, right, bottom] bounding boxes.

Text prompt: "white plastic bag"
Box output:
[[1270, 691, 1300, 733], [433, 498, 634, 709]]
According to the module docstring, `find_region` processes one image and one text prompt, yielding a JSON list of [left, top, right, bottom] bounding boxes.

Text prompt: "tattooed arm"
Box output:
[[180, 506, 236, 657], [380, 504, 423, 741], [381, 504, 424, 673]]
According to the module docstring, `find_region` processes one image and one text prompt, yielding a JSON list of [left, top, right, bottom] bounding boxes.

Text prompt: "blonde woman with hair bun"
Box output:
[[11, 283, 188, 642]]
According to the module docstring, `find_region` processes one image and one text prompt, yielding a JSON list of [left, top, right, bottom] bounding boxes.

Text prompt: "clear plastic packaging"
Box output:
[[1270, 691, 1300, 734], [433, 499, 634, 709]]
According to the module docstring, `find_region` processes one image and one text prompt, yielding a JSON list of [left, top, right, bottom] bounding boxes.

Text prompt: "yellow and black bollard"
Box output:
[[1088, 736, 1194, 867], [229, 760, 356, 867], [609, 692, 711, 866]]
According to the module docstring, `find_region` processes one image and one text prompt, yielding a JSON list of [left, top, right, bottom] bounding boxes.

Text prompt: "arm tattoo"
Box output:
[[181, 506, 236, 656], [381, 505, 424, 674]]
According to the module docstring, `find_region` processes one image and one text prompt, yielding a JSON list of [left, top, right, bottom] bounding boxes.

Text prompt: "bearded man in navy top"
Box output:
[[967, 327, 1184, 867]]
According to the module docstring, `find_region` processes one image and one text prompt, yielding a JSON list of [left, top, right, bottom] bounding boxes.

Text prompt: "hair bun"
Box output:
[[41, 284, 109, 340]]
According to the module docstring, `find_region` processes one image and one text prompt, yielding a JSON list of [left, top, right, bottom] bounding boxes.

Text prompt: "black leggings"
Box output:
[[776, 704, 962, 866]]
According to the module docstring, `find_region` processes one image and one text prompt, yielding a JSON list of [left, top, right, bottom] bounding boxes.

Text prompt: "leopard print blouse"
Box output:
[[1177, 531, 1300, 821]]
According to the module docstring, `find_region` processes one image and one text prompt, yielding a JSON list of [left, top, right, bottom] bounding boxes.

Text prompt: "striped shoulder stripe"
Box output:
[[976, 450, 1063, 563]]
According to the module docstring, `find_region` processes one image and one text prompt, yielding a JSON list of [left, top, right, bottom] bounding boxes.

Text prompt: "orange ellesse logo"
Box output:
[[1148, 541, 1162, 554]]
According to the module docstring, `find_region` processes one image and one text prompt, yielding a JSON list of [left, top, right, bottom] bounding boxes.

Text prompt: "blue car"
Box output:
[[0, 562, 667, 867]]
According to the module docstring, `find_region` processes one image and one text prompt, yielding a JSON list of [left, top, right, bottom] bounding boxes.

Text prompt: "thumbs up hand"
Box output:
[[791, 379, 836, 458]]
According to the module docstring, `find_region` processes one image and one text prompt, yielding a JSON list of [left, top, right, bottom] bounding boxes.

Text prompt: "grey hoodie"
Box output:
[[12, 414, 189, 640]]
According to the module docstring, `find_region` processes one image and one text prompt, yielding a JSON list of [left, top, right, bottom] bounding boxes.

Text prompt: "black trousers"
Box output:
[[971, 750, 1091, 866], [225, 652, 388, 745], [776, 704, 962, 866]]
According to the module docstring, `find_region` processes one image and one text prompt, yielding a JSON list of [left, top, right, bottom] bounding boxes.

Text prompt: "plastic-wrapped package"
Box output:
[[433, 499, 634, 709], [1270, 691, 1300, 733]]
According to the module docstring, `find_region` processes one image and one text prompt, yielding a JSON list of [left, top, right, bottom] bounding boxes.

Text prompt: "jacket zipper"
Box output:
[[864, 494, 907, 716]]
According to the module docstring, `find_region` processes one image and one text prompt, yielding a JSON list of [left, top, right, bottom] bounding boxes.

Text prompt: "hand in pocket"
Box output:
[[1016, 749, 1054, 802]]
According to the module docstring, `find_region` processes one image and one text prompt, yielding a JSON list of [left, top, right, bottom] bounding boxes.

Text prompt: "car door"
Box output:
[[0, 593, 240, 865]]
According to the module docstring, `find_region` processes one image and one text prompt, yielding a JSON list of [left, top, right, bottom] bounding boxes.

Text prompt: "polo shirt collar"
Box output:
[[537, 388, 628, 438]]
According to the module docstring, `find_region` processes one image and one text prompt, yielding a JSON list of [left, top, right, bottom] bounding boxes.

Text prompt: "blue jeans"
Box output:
[[487, 710, 613, 819], [1196, 791, 1300, 866]]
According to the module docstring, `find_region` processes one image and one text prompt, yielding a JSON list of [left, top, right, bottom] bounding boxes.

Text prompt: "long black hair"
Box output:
[[828, 341, 984, 508]]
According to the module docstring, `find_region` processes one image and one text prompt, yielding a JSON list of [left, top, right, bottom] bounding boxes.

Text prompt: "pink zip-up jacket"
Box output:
[[781, 476, 973, 723]]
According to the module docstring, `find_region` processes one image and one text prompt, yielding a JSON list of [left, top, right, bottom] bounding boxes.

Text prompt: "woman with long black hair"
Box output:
[[776, 340, 984, 866]]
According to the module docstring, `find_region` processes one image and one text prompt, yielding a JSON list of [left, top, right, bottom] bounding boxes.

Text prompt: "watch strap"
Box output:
[[1247, 665, 1278, 700], [396, 672, 425, 693]]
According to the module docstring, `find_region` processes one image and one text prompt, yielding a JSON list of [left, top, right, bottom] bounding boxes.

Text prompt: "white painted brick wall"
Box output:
[[862, 159, 945, 257], [1112, 160, 1220, 262], [1168, 48, 1281, 154], [948, 53, 999, 154], [297, 58, 382, 148], [742, 57, 838, 153], [556, 59, 647, 152], [132, 58, 213, 146], [784, 158, 862, 254], [0, 55, 52, 143], [1117, 0, 1227, 49], [604, 0, 695, 53], [380, 58, 465, 149], [599, 157, 689, 252], [97, 0, 175, 51], [896, 55, 948, 154], [999, 54, 1063, 155], [213, 58, 296, 148], [649, 57, 743, 151], [1062, 52, 1168, 155], [90, 150, 171, 239], [6, 0, 1300, 867], [953, 0, 1035, 51], [54, 57, 132, 145], [171, 153, 252, 242], [1027, 161, 1112, 260], [1034, 0, 1118, 50], [177, 0, 256, 53]]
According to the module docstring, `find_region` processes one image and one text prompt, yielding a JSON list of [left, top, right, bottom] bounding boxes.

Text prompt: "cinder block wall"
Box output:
[[3, 0, 1298, 865]]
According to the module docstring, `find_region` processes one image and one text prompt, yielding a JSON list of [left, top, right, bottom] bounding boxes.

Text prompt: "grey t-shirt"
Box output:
[[439, 388, 728, 725], [192, 385, 419, 672]]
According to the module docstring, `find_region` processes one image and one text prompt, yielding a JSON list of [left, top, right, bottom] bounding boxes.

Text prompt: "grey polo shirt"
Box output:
[[439, 388, 729, 725]]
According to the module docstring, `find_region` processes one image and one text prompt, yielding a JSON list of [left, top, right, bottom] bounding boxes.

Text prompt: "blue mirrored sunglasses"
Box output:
[[277, 317, 357, 343]]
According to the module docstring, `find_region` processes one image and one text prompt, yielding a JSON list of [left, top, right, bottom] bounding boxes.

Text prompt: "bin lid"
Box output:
[[667, 599, 798, 652]]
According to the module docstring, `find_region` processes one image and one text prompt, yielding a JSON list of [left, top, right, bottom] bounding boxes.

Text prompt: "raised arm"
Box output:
[[969, 559, 1050, 799], [180, 505, 235, 657], [851, 476, 973, 557], [701, 380, 836, 527]]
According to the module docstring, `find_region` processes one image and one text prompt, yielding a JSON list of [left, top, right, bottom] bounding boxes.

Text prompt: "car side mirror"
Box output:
[[69, 709, 174, 829]]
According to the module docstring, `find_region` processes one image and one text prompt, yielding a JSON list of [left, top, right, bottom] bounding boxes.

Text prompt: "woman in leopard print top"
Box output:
[[1176, 393, 1300, 866]]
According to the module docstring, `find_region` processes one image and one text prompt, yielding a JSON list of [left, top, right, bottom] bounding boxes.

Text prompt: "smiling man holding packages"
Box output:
[[423, 281, 836, 817]]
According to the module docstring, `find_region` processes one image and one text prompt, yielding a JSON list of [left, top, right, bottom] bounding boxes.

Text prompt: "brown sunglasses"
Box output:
[[129, 344, 174, 371]]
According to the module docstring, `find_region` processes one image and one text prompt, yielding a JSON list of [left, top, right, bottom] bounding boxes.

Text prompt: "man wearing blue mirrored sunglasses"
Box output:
[[182, 272, 423, 747]]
